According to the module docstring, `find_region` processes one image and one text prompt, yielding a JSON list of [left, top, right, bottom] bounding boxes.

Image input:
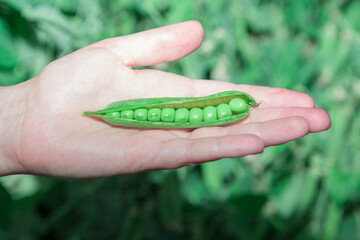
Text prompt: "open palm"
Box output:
[[9, 21, 330, 178]]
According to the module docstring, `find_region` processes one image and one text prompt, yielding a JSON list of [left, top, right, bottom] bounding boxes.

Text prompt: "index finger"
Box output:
[[192, 79, 316, 108]]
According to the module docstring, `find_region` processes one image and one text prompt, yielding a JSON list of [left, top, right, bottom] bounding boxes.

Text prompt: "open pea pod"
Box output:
[[83, 91, 258, 128]]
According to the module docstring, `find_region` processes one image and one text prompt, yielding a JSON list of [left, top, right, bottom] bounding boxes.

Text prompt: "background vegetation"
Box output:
[[0, 0, 359, 239]]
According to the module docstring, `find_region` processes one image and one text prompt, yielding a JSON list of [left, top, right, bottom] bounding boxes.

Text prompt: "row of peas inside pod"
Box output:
[[105, 98, 249, 123]]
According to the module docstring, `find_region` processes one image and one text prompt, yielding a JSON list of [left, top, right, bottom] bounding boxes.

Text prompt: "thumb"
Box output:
[[93, 20, 204, 67]]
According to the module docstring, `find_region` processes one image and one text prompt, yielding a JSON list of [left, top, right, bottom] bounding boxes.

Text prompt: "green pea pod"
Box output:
[[83, 91, 258, 128]]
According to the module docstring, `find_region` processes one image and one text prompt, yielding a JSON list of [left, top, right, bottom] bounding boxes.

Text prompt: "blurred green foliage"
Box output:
[[1, 0, 360, 239]]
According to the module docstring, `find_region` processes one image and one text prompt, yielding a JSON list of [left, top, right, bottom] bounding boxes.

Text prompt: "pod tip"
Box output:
[[82, 111, 94, 116]]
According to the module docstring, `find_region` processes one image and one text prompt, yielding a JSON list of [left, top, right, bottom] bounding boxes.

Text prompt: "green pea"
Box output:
[[161, 108, 175, 122], [121, 110, 134, 119], [175, 108, 189, 123], [134, 108, 148, 121], [148, 108, 161, 122], [105, 111, 120, 119], [229, 98, 248, 113], [83, 90, 258, 128], [189, 108, 203, 123], [203, 106, 217, 122], [217, 103, 232, 119]]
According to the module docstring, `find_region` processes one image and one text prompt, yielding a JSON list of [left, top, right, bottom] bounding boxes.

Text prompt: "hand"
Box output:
[[0, 21, 331, 178]]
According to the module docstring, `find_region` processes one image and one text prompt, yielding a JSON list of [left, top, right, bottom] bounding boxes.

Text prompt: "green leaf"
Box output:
[[326, 168, 358, 206], [269, 173, 309, 218], [3, 0, 31, 12], [0, 183, 13, 231], [157, 172, 183, 225], [228, 194, 267, 217], [180, 53, 208, 79], [165, 0, 195, 23], [0, 19, 17, 69], [0, 175, 39, 200], [337, 213, 359, 240], [201, 161, 223, 193], [323, 201, 343, 240], [345, 1, 360, 32], [22, 4, 76, 34], [181, 170, 207, 205]]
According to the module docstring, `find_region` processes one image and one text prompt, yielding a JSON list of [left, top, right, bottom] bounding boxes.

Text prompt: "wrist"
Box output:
[[0, 81, 30, 176]]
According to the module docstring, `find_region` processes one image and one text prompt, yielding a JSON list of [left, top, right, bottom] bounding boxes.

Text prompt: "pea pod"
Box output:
[[83, 91, 258, 128]]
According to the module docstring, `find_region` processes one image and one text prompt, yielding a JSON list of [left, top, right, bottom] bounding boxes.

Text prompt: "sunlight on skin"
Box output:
[[0, 21, 331, 178]]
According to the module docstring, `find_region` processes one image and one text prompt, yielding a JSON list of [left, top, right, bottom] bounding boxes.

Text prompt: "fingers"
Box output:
[[248, 116, 310, 146], [132, 70, 317, 108], [191, 116, 310, 147], [241, 85, 316, 108], [157, 134, 264, 169], [136, 108, 330, 171], [246, 107, 331, 132], [153, 116, 311, 169], [192, 80, 316, 108], [93, 21, 204, 67]]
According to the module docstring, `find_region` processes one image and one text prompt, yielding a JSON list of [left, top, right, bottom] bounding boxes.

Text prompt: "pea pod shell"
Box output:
[[83, 91, 258, 128]]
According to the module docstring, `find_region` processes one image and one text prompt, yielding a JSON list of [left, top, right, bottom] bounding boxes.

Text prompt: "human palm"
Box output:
[[8, 21, 330, 178]]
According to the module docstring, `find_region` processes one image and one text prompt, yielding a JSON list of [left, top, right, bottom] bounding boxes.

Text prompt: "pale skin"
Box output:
[[0, 21, 331, 178]]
